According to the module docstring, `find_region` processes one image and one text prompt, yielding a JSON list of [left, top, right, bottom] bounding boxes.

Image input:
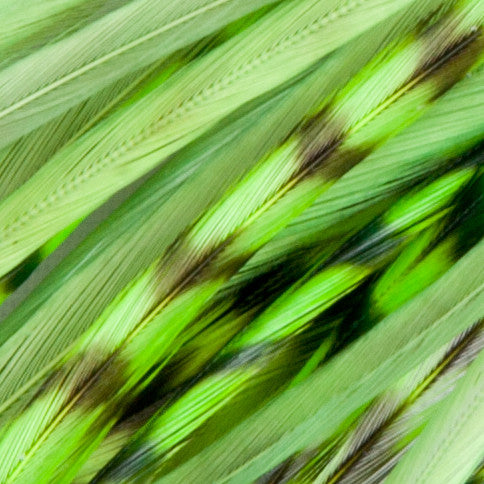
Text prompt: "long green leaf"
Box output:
[[89, 164, 476, 483], [0, 0, 282, 145], [385, 346, 484, 484], [0, 0, 124, 63], [0, 17, 421, 411], [280, 181, 484, 481], [0, 0, 454, 277], [156, 239, 484, 483], [294, 326, 484, 484]]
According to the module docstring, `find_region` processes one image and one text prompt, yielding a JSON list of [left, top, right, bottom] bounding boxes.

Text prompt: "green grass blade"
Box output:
[[0, 0, 454, 277], [385, 345, 484, 484], [155, 238, 484, 483], [244, 55, 484, 278], [0, 0, 125, 63], [86, 164, 475, 483], [1, 30, 385, 427], [0, 81, 475, 484], [0, 36, 480, 465], [279, 181, 484, 481], [0, 0, 282, 145], [0, 14, 435, 411]]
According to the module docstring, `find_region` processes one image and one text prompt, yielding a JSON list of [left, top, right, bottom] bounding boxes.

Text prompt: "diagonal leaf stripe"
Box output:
[[385, 345, 484, 484], [0, 27, 391, 410], [89, 164, 477, 483], [156, 239, 484, 484], [0, 33, 482, 445], [0, 1, 482, 482], [0, 70, 481, 482], [0, 0, 455, 277], [0, 0, 282, 145]]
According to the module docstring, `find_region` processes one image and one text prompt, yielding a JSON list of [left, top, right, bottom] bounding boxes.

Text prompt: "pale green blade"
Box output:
[[0, 0, 282, 145], [0, 46, 344, 415], [0, 9, 481, 479], [0, 0, 125, 63], [156, 239, 484, 483], [282, 178, 484, 482], [298, 326, 484, 484], [2, 153, 477, 484], [0, 17, 417, 410], [385, 346, 484, 484], [0, 27, 480, 457], [87, 164, 477, 483], [0, 54, 176, 201], [0, 0, 451, 277], [242, 52, 484, 280]]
